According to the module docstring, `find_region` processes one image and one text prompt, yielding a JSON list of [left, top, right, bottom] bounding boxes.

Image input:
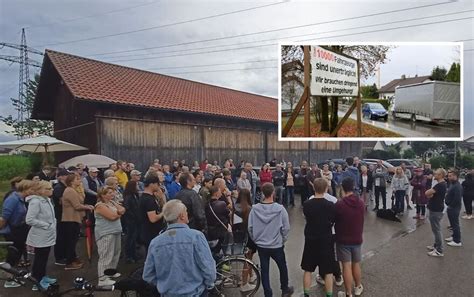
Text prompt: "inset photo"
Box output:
[[279, 42, 462, 140]]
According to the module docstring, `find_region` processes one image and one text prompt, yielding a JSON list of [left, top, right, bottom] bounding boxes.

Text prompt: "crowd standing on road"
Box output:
[[0, 156, 473, 296]]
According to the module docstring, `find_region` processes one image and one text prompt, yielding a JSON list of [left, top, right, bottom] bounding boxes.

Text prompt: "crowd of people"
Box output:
[[0, 156, 473, 296]]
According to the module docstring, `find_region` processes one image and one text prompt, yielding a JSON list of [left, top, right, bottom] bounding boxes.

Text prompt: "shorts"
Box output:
[[301, 239, 336, 276], [336, 243, 362, 263]]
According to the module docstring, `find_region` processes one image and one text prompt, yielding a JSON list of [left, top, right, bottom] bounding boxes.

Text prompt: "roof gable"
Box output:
[[38, 50, 277, 123], [379, 75, 432, 93]]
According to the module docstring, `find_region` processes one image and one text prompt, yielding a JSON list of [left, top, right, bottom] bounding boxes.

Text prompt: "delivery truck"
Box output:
[[391, 81, 460, 123]]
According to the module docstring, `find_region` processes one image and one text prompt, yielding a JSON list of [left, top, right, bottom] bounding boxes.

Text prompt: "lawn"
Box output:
[[282, 116, 401, 137]]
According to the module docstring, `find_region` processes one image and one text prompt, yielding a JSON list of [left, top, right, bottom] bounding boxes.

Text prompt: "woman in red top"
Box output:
[[259, 163, 272, 185]]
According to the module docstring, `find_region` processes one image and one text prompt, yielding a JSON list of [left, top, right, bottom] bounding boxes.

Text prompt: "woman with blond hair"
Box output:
[[105, 176, 123, 203], [95, 187, 125, 286], [25, 181, 57, 290], [62, 173, 94, 271], [392, 167, 410, 215]]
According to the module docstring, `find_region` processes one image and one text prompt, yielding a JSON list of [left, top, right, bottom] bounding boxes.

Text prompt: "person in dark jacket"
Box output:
[[335, 177, 365, 297], [123, 181, 141, 262], [295, 161, 310, 205], [82, 167, 103, 206], [175, 173, 207, 234], [411, 169, 428, 220], [205, 186, 230, 256], [445, 170, 463, 247], [359, 165, 373, 209], [52, 169, 69, 266], [461, 171, 474, 220]]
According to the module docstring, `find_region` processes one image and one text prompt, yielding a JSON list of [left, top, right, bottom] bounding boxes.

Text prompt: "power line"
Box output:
[[108, 16, 473, 63], [23, 0, 162, 30], [146, 58, 276, 71], [102, 9, 473, 61], [34, 1, 288, 47], [85, 1, 455, 57], [163, 66, 277, 75]]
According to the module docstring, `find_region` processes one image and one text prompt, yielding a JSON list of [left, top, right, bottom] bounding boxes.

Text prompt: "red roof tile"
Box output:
[[45, 50, 277, 123]]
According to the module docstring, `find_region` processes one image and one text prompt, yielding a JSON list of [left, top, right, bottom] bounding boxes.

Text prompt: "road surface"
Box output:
[[338, 105, 460, 138]]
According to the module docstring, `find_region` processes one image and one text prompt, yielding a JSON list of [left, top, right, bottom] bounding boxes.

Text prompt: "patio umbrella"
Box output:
[[59, 154, 116, 169], [0, 135, 87, 165]]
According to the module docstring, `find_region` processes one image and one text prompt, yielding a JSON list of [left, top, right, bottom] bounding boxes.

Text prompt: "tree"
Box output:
[[0, 74, 53, 138], [429, 156, 449, 169], [361, 83, 379, 99], [281, 81, 302, 112], [411, 142, 437, 158], [431, 66, 447, 81], [446, 62, 460, 83], [402, 148, 416, 159]]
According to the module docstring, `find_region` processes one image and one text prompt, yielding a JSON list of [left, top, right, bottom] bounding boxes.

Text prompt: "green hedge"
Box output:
[[361, 99, 391, 110], [0, 155, 32, 180]]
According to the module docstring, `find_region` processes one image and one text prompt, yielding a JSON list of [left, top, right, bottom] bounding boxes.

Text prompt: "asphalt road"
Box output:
[[2, 188, 473, 297], [338, 105, 460, 138]]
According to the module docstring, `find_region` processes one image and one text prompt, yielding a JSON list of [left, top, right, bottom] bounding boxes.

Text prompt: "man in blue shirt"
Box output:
[[142, 200, 216, 296]]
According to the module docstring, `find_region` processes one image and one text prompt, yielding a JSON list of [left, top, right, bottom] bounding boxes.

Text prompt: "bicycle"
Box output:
[[127, 241, 261, 297]]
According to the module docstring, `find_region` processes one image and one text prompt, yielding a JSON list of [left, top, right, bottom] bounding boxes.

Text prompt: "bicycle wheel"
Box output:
[[215, 257, 260, 297]]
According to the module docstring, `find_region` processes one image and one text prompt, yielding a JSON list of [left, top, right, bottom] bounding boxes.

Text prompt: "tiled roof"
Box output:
[[379, 75, 432, 93], [44, 50, 277, 123]]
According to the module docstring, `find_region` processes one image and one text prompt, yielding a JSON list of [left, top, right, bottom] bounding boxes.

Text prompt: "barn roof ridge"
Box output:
[[44, 49, 277, 101]]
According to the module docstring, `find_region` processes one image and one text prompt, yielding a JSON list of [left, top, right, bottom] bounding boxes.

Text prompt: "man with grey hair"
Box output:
[[143, 200, 216, 296]]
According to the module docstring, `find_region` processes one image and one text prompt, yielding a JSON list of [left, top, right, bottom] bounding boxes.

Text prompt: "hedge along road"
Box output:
[[338, 105, 460, 138]]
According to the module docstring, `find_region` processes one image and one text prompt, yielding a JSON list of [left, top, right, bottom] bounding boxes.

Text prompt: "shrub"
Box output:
[[429, 156, 449, 169], [0, 155, 32, 180], [402, 149, 416, 159]]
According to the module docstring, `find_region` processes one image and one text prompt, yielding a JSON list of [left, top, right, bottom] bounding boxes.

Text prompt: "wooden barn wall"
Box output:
[[97, 116, 362, 171]]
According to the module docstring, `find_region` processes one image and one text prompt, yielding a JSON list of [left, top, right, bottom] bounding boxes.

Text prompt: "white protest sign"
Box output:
[[310, 46, 359, 97]]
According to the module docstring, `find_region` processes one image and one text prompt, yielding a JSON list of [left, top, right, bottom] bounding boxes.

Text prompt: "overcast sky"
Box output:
[[0, 0, 473, 141]]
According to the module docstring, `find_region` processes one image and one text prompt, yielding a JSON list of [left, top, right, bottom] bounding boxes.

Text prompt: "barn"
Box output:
[[32, 50, 362, 170]]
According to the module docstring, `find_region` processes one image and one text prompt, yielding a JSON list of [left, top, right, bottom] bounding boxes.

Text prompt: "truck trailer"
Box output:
[[392, 81, 460, 123]]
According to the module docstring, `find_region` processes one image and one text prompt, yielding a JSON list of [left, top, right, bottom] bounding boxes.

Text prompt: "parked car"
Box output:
[[386, 159, 420, 176], [362, 103, 388, 121]]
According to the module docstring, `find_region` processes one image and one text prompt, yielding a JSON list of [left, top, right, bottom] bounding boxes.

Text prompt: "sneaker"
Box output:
[[4, 280, 22, 288], [337, 292, 352, 297], [419, 215, 425, 220], [65, 262, 83, 270], [413, 214, 420, 219], [221, 263, 231, 272], [73, 259, 84, 265], [316, 274, 325, 285], [249, 273, 257, 284], [335, 276, 344, 287], [354, 284, 364, 296], [42, 276, 57, 284], [110, 273, 121, 278], [240, 283, 256, 292], [372, 207, 378, 211], [407, 205, 413, 210], [32, 285, 39, 291], [282, 286, 294, 297], [39, 278, 50, 290], [426, 245, 435, 251], [461, 214, 473, 220], [98, 278, 116, 287], [447, 241, 462, 247], [445, 237, 453, 242], [54, 259, 66, 266], [427, 250, 444, 257]]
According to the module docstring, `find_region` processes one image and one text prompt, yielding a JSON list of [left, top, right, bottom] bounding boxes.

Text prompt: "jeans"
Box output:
[[257, 246, 290, 297], [463, 194, 473, 215], [62, 222, 80, 264], [125, 221, 139, 260], [429, 211, 444, 253], [4, 224, 29, 266], [416, 205, 426, 216], [394, 190, 406, 213], [285, 187, 294, 206], [447, 208, 461, 243], [299, 186, 309, 205], [374, 186, 387, 209], [32, 246, 51, 281], [275, 186, 284, 204]]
